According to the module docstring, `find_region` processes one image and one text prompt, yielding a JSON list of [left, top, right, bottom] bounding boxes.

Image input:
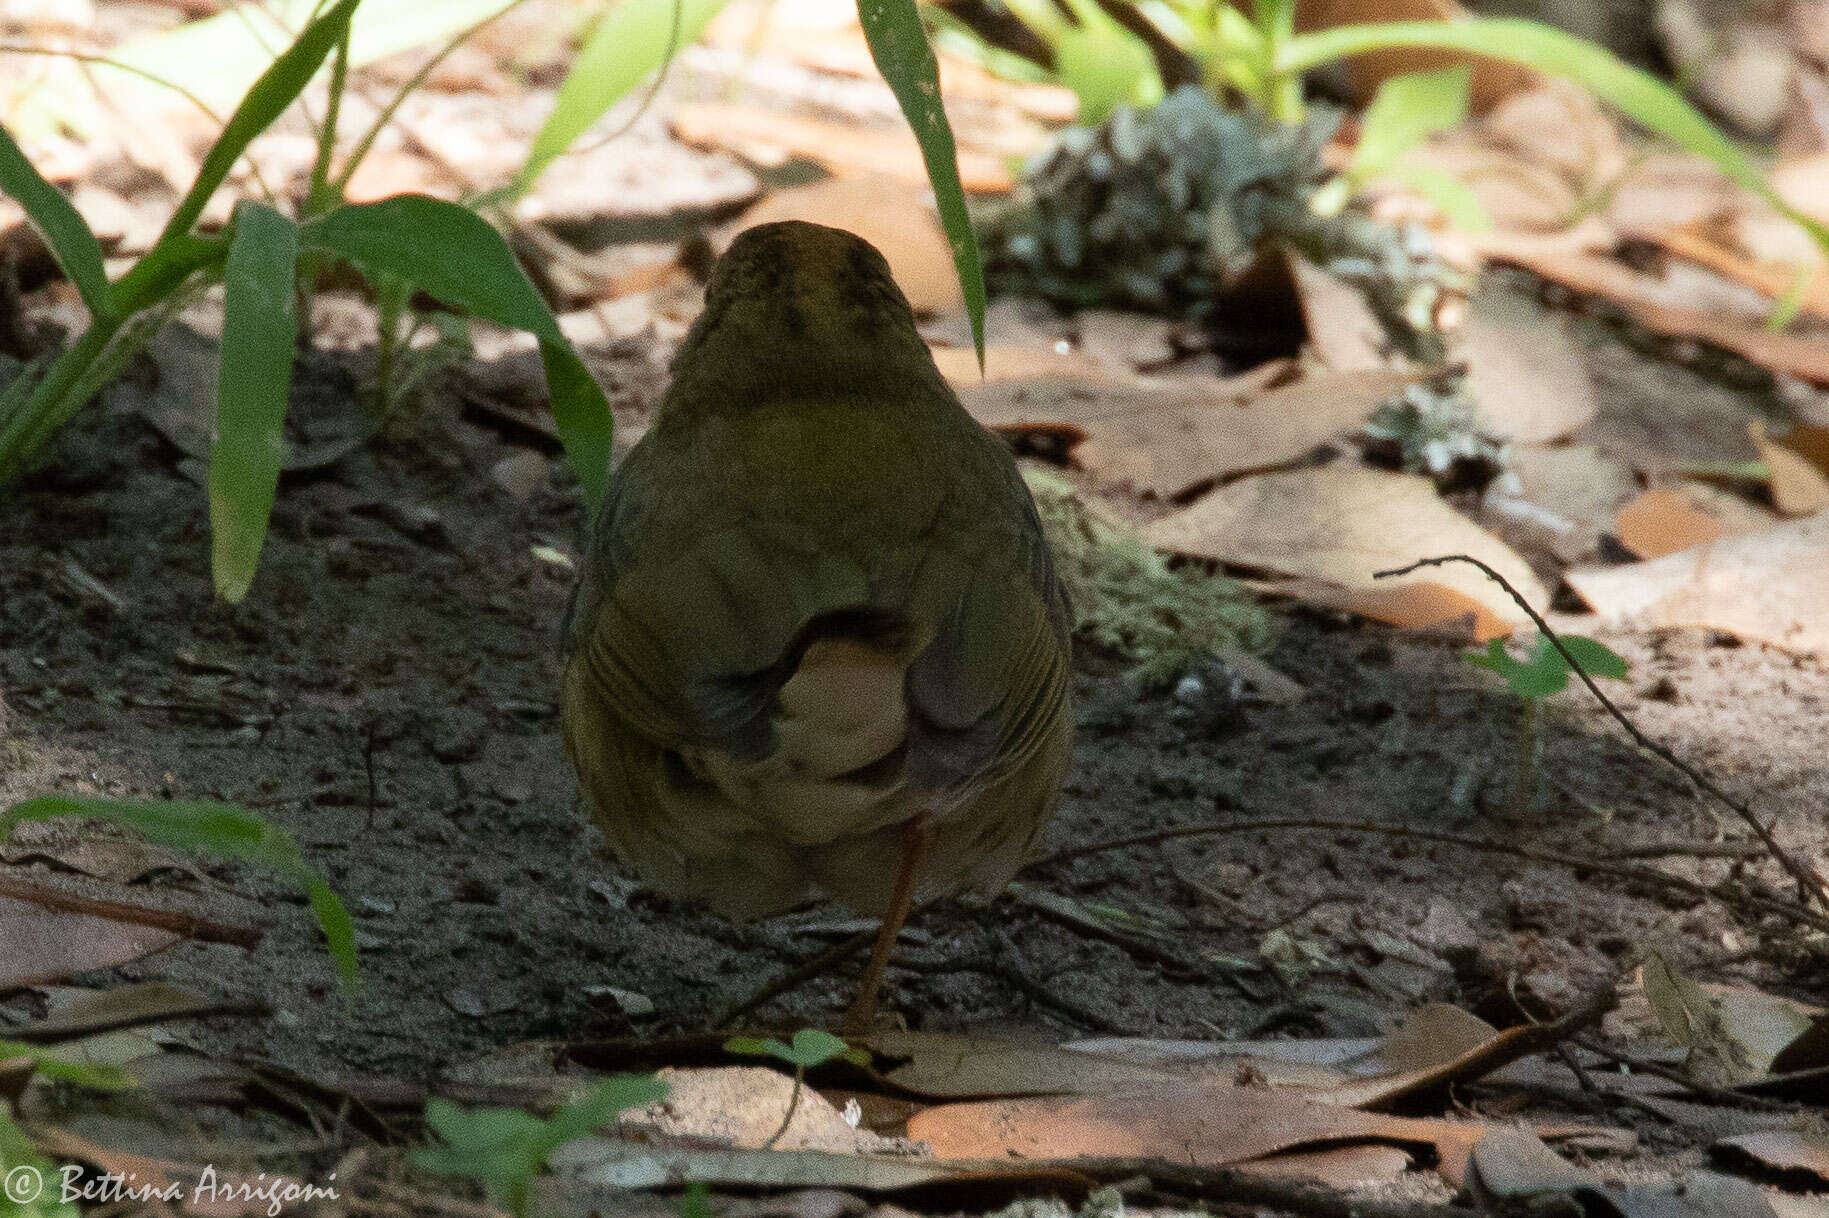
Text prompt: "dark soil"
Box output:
[[1, 290, 1825, 1108]]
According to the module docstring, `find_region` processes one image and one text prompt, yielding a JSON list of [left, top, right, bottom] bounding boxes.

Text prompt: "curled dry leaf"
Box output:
[[1565, 512, 1829, 657], [731, 177, 963, 314], [1144, 465, 1547, 639]]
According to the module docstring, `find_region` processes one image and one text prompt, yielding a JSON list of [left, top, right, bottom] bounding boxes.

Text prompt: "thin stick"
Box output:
[[1022, 816, 1829, 936], [1375, 553, 1827, 912]]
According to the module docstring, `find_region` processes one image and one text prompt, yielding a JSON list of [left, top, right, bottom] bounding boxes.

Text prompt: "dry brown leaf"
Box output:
[[1647, 222, 1829, 323], [670, 103, 1013, 194], [960, 369, 1417, 498], [731, 177, 962, 314], [1289, 254, 1389, 372], [1294, 0, 1537, 112], [1565, 512, 1829, 657], [1717, 1131, 1829, 1186], [1750, 420, 1829, 517], [1499, 444, 1639, 564], [1480, 81, 1628, 187], [905, 1081, 1493, 1172], [1495, 249, 1829, 385], [0, 893, 182, 988], [32, 1128, 323, 1218], [1614, 488, 1729, 558], [1459, 289, 1597, 443], [928, 344, 1111, 386], [1622, 483, 1778, 558], [1606, 153, 1749, 241], [1145, 465, 1547, 638]]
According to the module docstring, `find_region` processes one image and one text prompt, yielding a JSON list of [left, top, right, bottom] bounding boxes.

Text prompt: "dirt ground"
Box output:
[[2, 272, 1825, 1112]]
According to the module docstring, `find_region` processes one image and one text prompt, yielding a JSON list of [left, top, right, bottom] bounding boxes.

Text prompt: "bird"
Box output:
[[560, 220, 1072, 1031]]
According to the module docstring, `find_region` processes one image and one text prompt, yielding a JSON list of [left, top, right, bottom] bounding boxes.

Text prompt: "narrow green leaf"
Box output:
[[857, 0, 987, 366], [2, 796, 358, 988], [116, 0, 358, 306], [0, 122, 113, 319], [212, 201, 298, 604], [1278, 19, 1829, 254], [1349, 66, 1469, 179], [301, 195, 613, 511], [517, 0, 733, 194]]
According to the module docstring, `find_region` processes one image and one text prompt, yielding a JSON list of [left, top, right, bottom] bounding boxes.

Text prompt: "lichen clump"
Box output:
[[1026, 468, 1270, 686]]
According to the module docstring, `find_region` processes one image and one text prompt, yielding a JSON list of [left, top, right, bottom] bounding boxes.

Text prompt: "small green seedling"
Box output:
[[1465, 632, 1629, 815], [2, 795, 357, 989], [723, 1030, 866, 1149], [415, 1074, 669, 1218], [1, 1110, 80, 1218]]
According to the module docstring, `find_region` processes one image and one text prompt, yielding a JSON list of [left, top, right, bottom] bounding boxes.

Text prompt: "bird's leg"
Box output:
[[842, 812, 935, 1035]]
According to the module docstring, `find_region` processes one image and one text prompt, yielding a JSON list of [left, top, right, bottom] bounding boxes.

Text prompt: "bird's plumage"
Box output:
[[562, 221, 1071, 919]]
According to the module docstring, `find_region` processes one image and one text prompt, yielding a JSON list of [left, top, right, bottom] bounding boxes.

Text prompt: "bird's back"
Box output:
[[561, 221, 1071, 917]]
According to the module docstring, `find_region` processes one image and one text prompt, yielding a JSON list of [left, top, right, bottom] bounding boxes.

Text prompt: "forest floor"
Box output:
[[2, 271, 1825, 1213]]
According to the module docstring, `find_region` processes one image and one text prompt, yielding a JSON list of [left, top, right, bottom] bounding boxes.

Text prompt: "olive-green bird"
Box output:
[[561, 220, 1072, 1029]]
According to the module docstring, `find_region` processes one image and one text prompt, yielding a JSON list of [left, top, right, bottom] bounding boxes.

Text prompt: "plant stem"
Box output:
[[0, 321, 121, 484], [308, 21, 353, 218], [762, 1067, 803, 1150], [1512, 696, 1540, 818]]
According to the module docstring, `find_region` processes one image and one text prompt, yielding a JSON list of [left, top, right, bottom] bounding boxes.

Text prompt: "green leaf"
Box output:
[[211, 202, 298, 603], [517, 0, 733, 194], [0, 1040, 135, 1091], [1465, 632, 1628, 701], [416, 1075, 668, 1216], [724, 1028, 858, 1069], [1551, 634, 1630, 681], [115, 0, 359, 308], [0, 123, 112, 319], [2, 796, 357, 989], [0, 1109, 80, 1218], [301, 195, 613, 512], [1348, 66, 1469, 179], [857, 0, 987, 366], [1278, 18, 1829, 256]]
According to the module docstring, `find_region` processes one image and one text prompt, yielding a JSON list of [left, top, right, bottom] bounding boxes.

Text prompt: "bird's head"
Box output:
[[666, 221, 939, 402]]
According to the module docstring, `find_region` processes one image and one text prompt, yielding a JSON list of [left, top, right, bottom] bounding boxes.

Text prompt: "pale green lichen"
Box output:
[[1027, 468, 1270, 687]]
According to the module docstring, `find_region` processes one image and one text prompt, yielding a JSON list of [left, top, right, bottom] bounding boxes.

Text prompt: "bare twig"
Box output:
[[1021, 816, 1829, 936], [1570, 1035, 1812, 1113], [0, 873, 263, 949], [1375, 554, 1827, 912]]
